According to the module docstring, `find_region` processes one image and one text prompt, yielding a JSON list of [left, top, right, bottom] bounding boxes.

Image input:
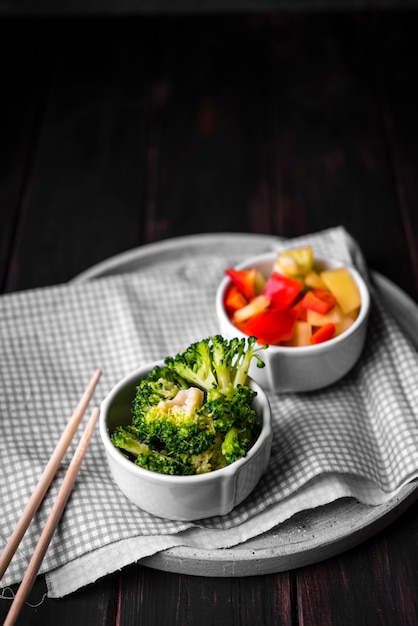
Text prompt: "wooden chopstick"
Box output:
[[0, 368, 101, 580], [3, 405, 100, 626]]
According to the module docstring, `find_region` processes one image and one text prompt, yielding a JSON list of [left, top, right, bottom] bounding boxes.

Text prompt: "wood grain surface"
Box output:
[[1, 12, 418, 625]]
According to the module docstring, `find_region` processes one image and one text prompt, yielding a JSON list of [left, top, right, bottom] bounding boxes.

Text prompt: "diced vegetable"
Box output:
[[320, 267, 361, 315], [301, 288, 337, 315], [290, 300, 308, 321], [262, 272, 303, 311], [310, 323, 336, 345], [285, 320, 312, 346], [224, 247, 362, 348], [225, 268, 258, 300], [224, 284, 248, 314], [304, 270, 326, 289], [241, 309, 296, 345], [335, 315, 355, 336], [233, 294, 270, 323], [254, 269, 267, 293], [274, 246, 314, 276], [306, 305, 345, 327]]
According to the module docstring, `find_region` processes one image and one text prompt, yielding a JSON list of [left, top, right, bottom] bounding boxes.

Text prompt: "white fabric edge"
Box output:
[[45, 472, 402, 597]]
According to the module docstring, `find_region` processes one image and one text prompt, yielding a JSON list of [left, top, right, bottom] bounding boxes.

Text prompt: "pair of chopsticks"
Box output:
[[0, 369, 102, 626]]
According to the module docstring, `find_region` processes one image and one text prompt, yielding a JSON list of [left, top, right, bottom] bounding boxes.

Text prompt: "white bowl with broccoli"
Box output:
[[99, 336, 272, 521]]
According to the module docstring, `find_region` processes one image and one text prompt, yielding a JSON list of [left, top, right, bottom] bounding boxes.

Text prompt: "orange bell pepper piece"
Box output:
[[224, 284, 248, 314], [301, 288, 337, 315]]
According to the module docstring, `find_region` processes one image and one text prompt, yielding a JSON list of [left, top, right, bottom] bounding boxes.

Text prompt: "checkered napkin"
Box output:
[[1, 226, 418, 598]]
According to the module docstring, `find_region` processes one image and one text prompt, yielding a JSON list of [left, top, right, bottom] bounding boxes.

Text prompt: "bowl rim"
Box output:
[[99, 361, 272, 485], [215, 252, 370, 354]]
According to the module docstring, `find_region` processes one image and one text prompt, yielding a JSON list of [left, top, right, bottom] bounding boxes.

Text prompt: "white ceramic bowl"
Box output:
[[216, 253, 370, 393], [100, 361, 272, 521]]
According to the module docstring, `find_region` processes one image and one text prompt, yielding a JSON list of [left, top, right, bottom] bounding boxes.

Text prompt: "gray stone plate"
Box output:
[[74, 233, 418, 577]]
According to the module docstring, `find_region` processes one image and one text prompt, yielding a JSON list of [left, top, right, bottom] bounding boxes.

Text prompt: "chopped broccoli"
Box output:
[[210, 334, 237, 389], [132, 364, 189, 423], [221, 426, 252, 465], [142, 414, 216, 456], [234, 339, 266, 387], [168, 334, 266, 393], [135, 451, 194, 476], [111, 423, 195, 475], [111, 425, 150, 457], [201, 385, 259, 432], [133, 386, 216, 456], [165, 339, 218, 391], [111, 336, 267, 476], [189, 432, 227, 473]]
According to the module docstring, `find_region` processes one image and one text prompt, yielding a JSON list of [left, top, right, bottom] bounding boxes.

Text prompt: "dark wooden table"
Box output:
[[1, 11, 418, 625]]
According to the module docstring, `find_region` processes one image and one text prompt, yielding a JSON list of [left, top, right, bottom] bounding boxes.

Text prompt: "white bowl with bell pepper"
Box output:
[[216, 246, 370, 393]]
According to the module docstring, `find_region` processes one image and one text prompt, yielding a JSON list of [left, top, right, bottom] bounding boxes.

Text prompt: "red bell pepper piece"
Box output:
[[225, 268, 258, 300], [224, 284, 248, 314], [241, 309, 296, 345], [290, 299, 308, 321], [301, 288, 336, 315], [310, 323, 336, 345], [262, 272, 303, 311]]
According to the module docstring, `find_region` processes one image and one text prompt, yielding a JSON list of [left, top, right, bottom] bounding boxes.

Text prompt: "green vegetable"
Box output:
[[112, 424, 194, 475], [132, 364, 189, 422], [111, 335, 266, 475], [166, 335, 265, 393]]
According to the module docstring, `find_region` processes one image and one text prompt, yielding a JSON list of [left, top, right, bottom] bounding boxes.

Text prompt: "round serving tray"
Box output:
[[73, 233, 418, 577]]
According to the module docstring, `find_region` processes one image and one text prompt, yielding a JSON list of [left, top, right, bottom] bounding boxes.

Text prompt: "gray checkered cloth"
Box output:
[[1, 227, 418, 597]]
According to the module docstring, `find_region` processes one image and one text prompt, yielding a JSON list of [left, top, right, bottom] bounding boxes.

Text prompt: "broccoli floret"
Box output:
[[202, 385, 259, 431], [210, 334, 237, 389], [189, 432, 227, 473], [133, 386, 216, 458], [132, 364, 189, 424], [111, 335, 267, 476], [111, 425, 150, 458], [111, 424, 196, 475], [221, 426, 255, 465], [165, 339, 218, 391], [229, 335, 267, 388], [202, 385, 261, 465], [167, 335, 266, 394], [209, 335, 266, 394], [141, 413, 216, 456], [135, 450, 194, 476]]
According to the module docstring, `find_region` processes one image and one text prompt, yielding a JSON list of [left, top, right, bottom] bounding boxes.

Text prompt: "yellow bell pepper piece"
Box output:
[[320, 267, 361, 315], [304, 270, 326, 289]]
